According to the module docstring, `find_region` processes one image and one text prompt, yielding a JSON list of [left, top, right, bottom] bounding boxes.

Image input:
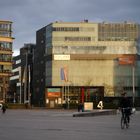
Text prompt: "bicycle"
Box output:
[[121, 107, 131, 129]]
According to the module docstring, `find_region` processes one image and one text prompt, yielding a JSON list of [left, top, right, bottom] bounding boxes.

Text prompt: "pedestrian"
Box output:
[[81, 103, 84, 112], [2, 104, 6, 114], [78, 103, 81, 112], [25, 103, 28, 109], [78, 103, 84, 112]]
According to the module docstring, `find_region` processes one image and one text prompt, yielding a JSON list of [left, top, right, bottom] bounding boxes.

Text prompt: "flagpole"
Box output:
[[67, 81, 69, 109], [132, 64, 135, 107], [19, 67, 22, 104], [24, 52, 28, 103], [28, 65, 31, 106]]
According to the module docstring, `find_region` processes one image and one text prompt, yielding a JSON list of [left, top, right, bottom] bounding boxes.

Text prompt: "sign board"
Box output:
[[54, 55, 70, 60], [84, 102, 93, 111], [48, 92, 61, 97], [47, 88, 61, 98], [48, 88, 60, 92], [118, 55, 135, 65]]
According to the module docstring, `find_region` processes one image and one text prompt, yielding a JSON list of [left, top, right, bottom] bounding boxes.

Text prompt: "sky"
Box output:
[[0, 0, 140, 56]]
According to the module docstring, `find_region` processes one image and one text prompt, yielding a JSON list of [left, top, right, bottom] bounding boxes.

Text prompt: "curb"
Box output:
[[73, 109, 117, 117]]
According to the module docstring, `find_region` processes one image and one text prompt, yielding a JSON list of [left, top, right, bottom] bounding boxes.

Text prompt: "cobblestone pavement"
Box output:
[[0, 109, 140, 140]]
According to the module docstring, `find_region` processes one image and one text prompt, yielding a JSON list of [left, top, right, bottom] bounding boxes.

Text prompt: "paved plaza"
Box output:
[[0, 109, 140, 140]]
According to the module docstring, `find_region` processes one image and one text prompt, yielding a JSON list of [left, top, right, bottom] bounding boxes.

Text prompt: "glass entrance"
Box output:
[[49, 100, 55, 108], [62, 86, 104, 107]]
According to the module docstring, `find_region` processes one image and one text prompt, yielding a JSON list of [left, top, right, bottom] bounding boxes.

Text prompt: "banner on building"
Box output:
[[60, 67, 68, 81], [118, 55, 135, 65]]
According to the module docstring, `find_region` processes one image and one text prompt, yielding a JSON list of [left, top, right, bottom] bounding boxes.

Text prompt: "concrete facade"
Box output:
[[0, 20, 13, 103], [34, 21, 140, 108], [10, 44, 35, 104]]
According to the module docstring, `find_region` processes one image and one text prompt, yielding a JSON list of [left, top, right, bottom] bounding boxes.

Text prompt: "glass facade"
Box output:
[[98, 23, 139, 41]]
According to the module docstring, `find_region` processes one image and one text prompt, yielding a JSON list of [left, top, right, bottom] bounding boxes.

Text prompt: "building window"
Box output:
[[53, 27, 79, 32], [0, 42, 12, 50], [0, 31, 11, 37], [65, 37, 91, 41], [98, 23, 139, 41], [0, 23, 11, 31], [0, 54, 12, 62], [0, 65, 11, 73]]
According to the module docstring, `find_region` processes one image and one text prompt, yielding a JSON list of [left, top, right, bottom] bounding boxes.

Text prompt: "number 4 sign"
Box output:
[[97, 101, 103, 110]]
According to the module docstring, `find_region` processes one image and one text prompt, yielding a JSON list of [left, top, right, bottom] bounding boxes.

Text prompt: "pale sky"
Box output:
[[0, 0, 140, 56]]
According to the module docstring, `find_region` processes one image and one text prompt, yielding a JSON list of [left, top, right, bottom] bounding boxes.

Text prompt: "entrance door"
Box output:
[[50, 100, 55, 108]]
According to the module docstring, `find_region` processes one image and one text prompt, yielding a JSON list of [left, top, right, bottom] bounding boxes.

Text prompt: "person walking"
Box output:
[[2, 104, 6, 114]]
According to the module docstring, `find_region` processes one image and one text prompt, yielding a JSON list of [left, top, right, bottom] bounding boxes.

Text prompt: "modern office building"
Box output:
[[20, 43, 35, 105], [9, 55, 21, 103], [33, 20, 140, 108], [10, 43, 35, 104], [0, 20, 13, 103]]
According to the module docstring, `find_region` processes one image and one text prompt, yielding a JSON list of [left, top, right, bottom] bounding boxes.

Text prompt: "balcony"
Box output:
[[0, 69, 12, 76], [0, 47, 12, 52]]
